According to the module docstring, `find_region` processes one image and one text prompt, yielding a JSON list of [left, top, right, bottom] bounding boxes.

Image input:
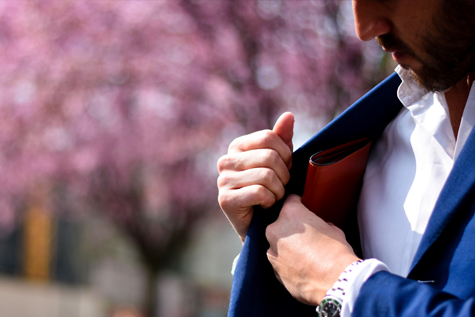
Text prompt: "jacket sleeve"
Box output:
[[353, 271, 475, 316]]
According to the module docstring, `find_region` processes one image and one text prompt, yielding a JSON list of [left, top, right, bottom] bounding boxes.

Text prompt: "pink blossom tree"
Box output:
[[0, 1, 384, 315]]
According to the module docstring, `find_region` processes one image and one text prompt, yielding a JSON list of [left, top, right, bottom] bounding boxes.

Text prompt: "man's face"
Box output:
[[353, 0, 475, 92]]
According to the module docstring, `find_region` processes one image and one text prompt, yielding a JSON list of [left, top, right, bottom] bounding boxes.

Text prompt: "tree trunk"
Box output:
[[144, 268, 159, 317]]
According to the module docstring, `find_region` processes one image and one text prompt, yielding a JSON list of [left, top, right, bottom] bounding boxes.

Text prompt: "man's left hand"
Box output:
[[265, 194, 360, 306]]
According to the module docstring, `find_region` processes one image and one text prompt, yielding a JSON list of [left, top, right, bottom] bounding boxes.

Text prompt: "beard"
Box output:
[[376, 2, 475, 92]]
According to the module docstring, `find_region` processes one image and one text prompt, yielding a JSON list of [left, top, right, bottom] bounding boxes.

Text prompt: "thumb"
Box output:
[[272, 112, 294, 152]]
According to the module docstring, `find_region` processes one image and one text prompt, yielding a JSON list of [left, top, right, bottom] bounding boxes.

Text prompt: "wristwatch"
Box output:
[[316, 260, 364, 317], [316, 295, 342, 317]]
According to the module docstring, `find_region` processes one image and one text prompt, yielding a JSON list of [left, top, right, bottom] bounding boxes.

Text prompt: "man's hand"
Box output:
[[217, 112, 294, 243], [266, 194, 360, 305]]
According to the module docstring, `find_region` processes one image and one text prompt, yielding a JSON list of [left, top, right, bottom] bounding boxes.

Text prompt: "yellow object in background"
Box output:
[[24, 202, 54, 282]]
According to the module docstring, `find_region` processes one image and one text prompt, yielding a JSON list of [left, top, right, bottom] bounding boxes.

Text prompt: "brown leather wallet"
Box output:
[[301, 138, 372, 228]]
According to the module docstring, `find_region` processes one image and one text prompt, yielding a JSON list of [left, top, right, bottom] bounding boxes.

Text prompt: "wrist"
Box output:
[[317, 259, 390, 317], [316, 260, 364, 317], [321, 254, 360, 301]]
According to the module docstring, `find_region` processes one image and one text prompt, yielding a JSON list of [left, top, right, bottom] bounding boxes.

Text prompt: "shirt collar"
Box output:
[[395, 65, 455, 158], [394, 66, 475, 161], [395, 65, 431, 108]]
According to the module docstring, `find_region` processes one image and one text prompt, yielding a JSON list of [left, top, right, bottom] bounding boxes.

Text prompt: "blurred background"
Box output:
[[0, 1, 394, 316]]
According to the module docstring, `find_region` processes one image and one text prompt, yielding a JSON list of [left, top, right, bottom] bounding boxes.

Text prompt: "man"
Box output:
[[218, 0, 475, 316]]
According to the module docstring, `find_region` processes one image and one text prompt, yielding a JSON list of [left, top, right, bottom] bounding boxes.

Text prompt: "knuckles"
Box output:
[[280, 196, 300, 216], [259, 168, 276, 185], [264, 149, 291, 182], [284, 194, 302, 204], [261, 129, 277, 143], [216, 154, 233, 173], [264, 148, 280, 166], [228, 134, 246, 151], [265, 222, 277, 243], [217, 189, 232, 210], [253, 185, 276, 208], [216, 172, 232, 188]]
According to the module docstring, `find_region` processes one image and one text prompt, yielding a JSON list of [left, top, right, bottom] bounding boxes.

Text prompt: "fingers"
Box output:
[[273, 112, 294, 153], [228, 129, 292, 169], [264, 193, 359, 305], [217, 149, 291, 185], [218, 168, 286, 201], [283, 193, 302, 205], [217, 112, 295, 241], [218, 183, 277, 242], [265, 194, 316, 245], [273, 268, 283, 285], [218, 182, 281, 211], [274, 194, 311, 223], [271, 194, 351, 248]]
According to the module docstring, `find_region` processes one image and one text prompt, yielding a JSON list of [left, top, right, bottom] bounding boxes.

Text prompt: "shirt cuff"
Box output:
[[337, 259, 389, 317]]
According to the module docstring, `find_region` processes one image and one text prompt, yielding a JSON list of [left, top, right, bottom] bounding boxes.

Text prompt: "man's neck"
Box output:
[[444, 72, 475, 139]]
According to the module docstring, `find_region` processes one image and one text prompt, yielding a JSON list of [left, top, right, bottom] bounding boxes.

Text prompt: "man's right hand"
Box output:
[[217, 112, 294, 243]]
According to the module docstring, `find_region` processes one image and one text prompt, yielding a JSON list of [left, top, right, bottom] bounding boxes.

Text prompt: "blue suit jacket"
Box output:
[[228, 73, 475, 316]]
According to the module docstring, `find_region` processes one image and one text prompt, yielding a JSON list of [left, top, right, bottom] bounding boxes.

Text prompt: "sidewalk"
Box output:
[[0, 276, 104, 317]]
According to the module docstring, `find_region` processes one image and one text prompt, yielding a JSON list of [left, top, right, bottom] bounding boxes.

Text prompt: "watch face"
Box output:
[[321, 302, 339, 317], [317, 297, 341, 317]]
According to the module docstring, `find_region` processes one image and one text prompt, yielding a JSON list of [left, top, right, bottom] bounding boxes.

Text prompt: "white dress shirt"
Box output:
[[338, 66, 475, 316]]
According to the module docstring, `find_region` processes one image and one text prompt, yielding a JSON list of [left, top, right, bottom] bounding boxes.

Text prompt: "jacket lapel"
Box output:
[[409, 126, 475, 273], [289, 73, 403, 196], [228, 73, 402, 317]]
